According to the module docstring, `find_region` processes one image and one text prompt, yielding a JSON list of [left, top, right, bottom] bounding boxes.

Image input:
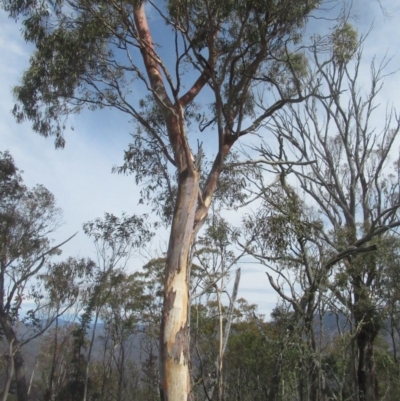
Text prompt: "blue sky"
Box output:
[[1, 0, 400, 318]]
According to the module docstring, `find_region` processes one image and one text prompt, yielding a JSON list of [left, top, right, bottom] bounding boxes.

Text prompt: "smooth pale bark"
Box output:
[[160, 171, 199, 401]]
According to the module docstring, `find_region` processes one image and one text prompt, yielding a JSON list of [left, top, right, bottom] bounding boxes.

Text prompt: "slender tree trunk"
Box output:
[[268, 344, 284, 401], [305, 316, 331, 401], [83, 308, 101, 401], [350, 330, 360, 401], [216, 288, 224, 401], [100, 331, 112, 401], [204, 269, 241, 401], [116, 343, 126, 401], [306, 322, 320, 401], [159, 171, 199, 401], [46, 316, 59, 401], [1, 339, 14, 401], [28, 361, 37, 395], [0, 312, 28, 401]]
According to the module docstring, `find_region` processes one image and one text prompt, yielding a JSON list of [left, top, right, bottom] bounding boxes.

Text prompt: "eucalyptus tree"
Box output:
[[34, 257, 96, 401], [97, 272, 152, 401], [77, 213, 153, 401], [3, 1, 326, 398], [0, 150, 91, 401], [244, 26, 400, 401]]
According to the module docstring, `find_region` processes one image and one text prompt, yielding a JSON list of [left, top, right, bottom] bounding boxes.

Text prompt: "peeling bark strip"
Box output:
[[165, 288, 177, 312]]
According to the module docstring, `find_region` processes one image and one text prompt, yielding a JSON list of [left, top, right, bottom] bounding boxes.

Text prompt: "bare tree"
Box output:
[[244, 24, 400, 401]]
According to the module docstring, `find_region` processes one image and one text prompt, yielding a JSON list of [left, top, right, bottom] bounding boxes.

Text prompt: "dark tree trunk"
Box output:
[[356, 324, 379, 401], [353, 278, 380, 401], [267, 345, 283, 401]]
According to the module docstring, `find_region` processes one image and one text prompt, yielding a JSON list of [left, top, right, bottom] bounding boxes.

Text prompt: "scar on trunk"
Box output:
[[165, 288, 177, 312], [178, 168, 189, 181], [171, 323, 189, 364]]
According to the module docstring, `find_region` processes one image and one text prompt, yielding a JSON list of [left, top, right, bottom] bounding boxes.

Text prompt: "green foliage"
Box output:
[[0, 150, 64, 321], [212, 151, 252, 209], [5, 0, 321, 170], [224, 319, 273, 401], [243, 184, 322, 265], [0, 151, 98, 401], [39, 257, 96, 306], [83, 212, 154, 252], [332, 22, 358, 65], [12, 2, 113, 147], [0, 158, 62, 269]]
